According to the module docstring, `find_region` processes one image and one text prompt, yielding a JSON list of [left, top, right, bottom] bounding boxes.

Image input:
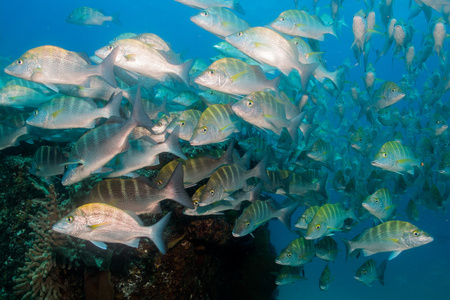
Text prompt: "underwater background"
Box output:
[[0, 0, 449, 299]]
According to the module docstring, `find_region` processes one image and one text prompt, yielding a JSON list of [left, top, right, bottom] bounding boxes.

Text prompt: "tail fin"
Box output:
[[287, 112, 305, 144], [163, 162, 194, 209], [161, 126, 187, 160], [377, 260, 387, 286], [299, 122, 319, 146], [102, 92, 123, 118], [277, 200, 300, 229], [111, 12, 122, 26], [297, 62, 319, 91], [175, 59, 194, 87], [130, 88, 154, 129], [253, 155, 270, 184], [147, 212, 172, 254], [327, 67, 345, 91], [219, 140, 235, 166], [316, 173, 328, 199], [232, 0, 246, 14], [98, 46, 119, 88], [270, 75, 281, 97]]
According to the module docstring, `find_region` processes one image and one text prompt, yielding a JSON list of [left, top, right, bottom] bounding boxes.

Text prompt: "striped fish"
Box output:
[[372, 140, 420, 175], [194, 57, 280, 96], [438, 152, 450, 176], [190, 104, 239, 146], [154, 141, 234, 188], [0, 84, 51, 109], [199, 154, 269, 206], [165, 109, 202, 141], [362, 188, 397, 222], [191, 6, 250, 39], [354, 259, 387, 287], [61, 91, 153, 186], [307, 139, 334, 163], [405, 199, 419, 222], [305, 202, 356, 240], [295, 206, 320, 229], [232, 199, 299, 237], [53, 203, 172, 253], [315, 236, 339, 262], [87, 162, 194, 213], [270, 10, 337, 41], [280, 172, 328, 200], [343, 220, 433, 260], [30, 146, 68, 178], [350, 127, 372, 155], [276, 236, 315, 266], [275, 266, 306, 285], [319, 264, 334, 291], [0, 122, 28, 150]]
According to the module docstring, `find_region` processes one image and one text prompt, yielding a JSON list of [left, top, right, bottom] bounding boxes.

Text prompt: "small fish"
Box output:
[[343, 220, 433, 260], [0, 123, 29, 151], [276, 237, 315, 266], [405, 199, 419, 222], [191, 6, 250, 39], [350, 127, 372, 155], [29, 145, 68, 178], [306, 139, 334, 163], [199, 89, 236, 106], [354, 259, 387, 287], [362, 188, 397, 222], [437, 152, 450, 176], [174, 0, 245, 15], [165, 109, 202, 141], [0, 85, 53, 109], [305, 202, 356, 240], [360, 82, 405, 118], [66, 7, 121, 26], [315, 236, 339, 262], [190, 104, 239, 146], [294, 206, 320, 230], [53, 203, 172, 253], [232, 199, 299, 237], [275, 266, 306, 285], [87, 162, 194, 213], [5, 45, 118, 92], [319, 264, 334, 291], [372, 140, 420, 175], [280, 172, 328, 200]]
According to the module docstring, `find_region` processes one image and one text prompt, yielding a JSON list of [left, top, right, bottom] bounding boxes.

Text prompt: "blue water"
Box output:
[[1, 0, 449, 299]]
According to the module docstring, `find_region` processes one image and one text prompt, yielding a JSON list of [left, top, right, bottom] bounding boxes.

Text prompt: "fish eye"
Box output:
[[287, 252, 292, 257], [209, 69, 215, 76], [374, 197, 379, 203], [180, 120, 186, 126], [193, 200, 199, 206], [202, 11, 208, 16], [382, 153, 388, 158], [283, 274, 288, 278], [245, 220, 250, 227], [66, 216, 74, 223], [363, 270, 367, 274], [391, 88, 396, 92], [107, 45, 114, 51], [436, 120, 441, 124], [156, 180, 163, 186], [33, 110, 39, 115], [246, 100, 253, 107], [209, 189, 214, 196], [413, 230, 420, 236], [208, 90, 215, 95], [280, 17, 286, 21], [16, 59, 23, 65], [201, 126, 208, 133], [358, 137, 362, 142], [237, 31, 243, 37], [156, 122, 162, 127], [294, 41, 299, 45], [315, 224, 321, 230]]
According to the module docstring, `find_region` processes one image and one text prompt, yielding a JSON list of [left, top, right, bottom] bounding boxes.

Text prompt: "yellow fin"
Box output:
[[88, 222, 110, 230], [231, 70, 248, 82], [254, 42, 269, 48], [50, 108, 65, 118], [125, 54, 137, 61], [387, 238, 400, 243], [221, 21, 233, 27], [295, 23, 306, 28]]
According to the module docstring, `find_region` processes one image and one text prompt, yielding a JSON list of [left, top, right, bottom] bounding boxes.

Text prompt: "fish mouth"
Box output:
[[371, 161, 379, 166], [232, 232, 240, 237], [3, 67, 13, 76]]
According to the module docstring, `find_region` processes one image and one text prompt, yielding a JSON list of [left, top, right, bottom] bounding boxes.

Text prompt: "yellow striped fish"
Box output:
[[276, 237, 315, 266], [372, 140, 420, 175], [354, 259, 387, 287], [294, 206, 320, 229], [362, 188, 397, 222]]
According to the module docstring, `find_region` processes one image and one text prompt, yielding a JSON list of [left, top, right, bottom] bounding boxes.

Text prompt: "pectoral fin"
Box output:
[[388, 250, 402, 260], [90, 241, 108, 249], [231, 70, 248, 82], [88, 222, 110, 230]]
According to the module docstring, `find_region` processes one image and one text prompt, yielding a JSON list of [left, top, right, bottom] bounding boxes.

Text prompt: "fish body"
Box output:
[[52, 203, 172, 253], [355, 259, 387, 286], [5, 45, 118, 91], [174, 0, 245, 14], [0, 85, 52, 109], [319, 265, 333, 291], [295, 206, 320, 229], [30, 145, 68, 178], [66, 7, 121, 26], [190, 104, 239, 146], [271, 10, 337, 41], [165, 109, 202, 141], [372, 140, 419, 175], [276, 237, 315, 266], [306, 139, 334, 163], [305, 203, 355, 240], [315, 236, 339, 262], [343, 220, 433, 260], [0, 123, 29, 150], [276, 266, 306, 285], [232, 200, 299, 237], [362, 188, 397, 222], [405, 199, 419, 222], [194, 57, 279, 96], [350, 127, 372, 155], [191, 7, 250, 39]]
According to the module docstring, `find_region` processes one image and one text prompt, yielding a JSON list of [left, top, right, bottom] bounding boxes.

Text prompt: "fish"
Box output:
[[319, 264, 333, 291], [29, 145, 68, 178], [372, 140, 420, 175], [275, 266, 306, 285], [199, 154, 269, 206], [61, 91, 153, 186], [270, 10, 337, 41], [52, 203, 172, 253], [190, 104, 239, 146], [0, 84, 53, 109], [280, 172, 328, 200], [174, 0, 245, 15], [4, 45, 118, 92], [165, 109, 202, 141], [437, 152, 450, 176], [95, 39, 193, 87], [199, 89, 236, 106], [405, 199, 419, 222], [306, 139, 334, 163], [276, 237, 316, 266], [190, 6, 250, 39], [354, 259, 387, 287], [231, 91, 304, 142], [87, 162, 194, 213], [26, 94, 122, 129], [232, 199, 299, 237], [305, 202, 356, 240], [343, 220, 433, 260], [0, 122, 29, 151], [66, 7, 121, 26], [315, 236, 339, 262], [294, 206, 320, 229], [362, 188, 397, 222], [225, 27, 318, 91], [194, 57, 279, 96], [359, 81, 405, 118], [350, 127, 373, 155]]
